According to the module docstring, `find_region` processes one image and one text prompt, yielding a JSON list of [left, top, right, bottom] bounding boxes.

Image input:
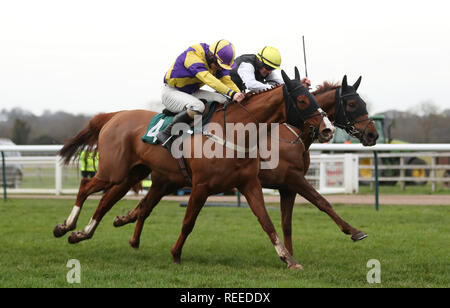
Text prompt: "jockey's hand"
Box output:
[[232, 92, 245, 103], [301, 78, 312, 90]]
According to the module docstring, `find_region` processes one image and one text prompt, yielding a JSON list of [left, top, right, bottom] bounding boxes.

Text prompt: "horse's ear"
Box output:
[[353, 76, 362, 91], [342, 75, 348, 89], [294, 67, 301, 81], [281, 70, 291, 89]]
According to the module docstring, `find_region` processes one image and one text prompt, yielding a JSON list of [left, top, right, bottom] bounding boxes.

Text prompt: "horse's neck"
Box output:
[[299, 127, 314, 151], [218, 87, 285, 126], [317, 88, 338, 123], [301, 88, 338, 150]]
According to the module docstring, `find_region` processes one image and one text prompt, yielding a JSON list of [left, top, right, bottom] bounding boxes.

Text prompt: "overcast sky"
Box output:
[[1, 0, 449, 116]]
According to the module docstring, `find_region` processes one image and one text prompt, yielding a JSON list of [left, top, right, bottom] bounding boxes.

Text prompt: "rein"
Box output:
[[204, 84, 324, 152]]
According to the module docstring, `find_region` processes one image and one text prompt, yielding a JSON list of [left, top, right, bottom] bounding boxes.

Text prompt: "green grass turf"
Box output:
[[0, 198, 448, 288]]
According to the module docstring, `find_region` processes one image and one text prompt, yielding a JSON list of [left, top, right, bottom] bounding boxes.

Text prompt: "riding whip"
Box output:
[[302, 35, 308, 78]]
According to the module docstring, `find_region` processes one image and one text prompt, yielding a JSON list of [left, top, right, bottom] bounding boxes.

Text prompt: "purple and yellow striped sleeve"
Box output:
[[165, 44, 239, 97], [220, 75, 240, 94]]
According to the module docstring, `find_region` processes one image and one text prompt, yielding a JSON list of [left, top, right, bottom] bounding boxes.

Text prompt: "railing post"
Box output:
[[1, 151, 6, 201], [374, 151, 379, 211], [319, 156, 327, 193], [400, 156, 405, 191], [55, 156, 62, 196], [431, 155, 437, 192], [344, 154, 359, 193]]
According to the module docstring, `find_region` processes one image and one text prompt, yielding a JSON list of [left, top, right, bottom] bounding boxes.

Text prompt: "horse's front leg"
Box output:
[[127, 181, 178, 249], [292, 176, 367, 241], [171, 183, 208, 264], [240, 178, 302, 270]]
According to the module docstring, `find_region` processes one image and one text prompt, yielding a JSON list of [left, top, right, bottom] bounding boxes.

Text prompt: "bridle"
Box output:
[[283, 85, 327, 142], [334, 87, 373, 140], [215, 85, 327, 146]]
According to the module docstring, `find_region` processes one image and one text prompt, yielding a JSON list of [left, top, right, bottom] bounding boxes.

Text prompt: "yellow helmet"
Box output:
[[256, 46, 281, 70]]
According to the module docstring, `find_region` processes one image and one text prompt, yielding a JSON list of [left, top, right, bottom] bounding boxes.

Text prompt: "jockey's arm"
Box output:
[[195, 70, 238, 99], [185, 52, 239, 98], [265, 70, 284, 86], [237, 62, 273, 91], [220, 75, 244, 102], [219, 74, 240, 94]]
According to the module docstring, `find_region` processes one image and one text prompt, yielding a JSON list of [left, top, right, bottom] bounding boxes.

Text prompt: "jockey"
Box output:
[[230, 46, 311, 92], [157, 40, 245, 146]]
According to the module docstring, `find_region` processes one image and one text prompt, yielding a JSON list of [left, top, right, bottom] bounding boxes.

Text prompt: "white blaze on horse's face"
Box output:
[[318, 108, 336, 134]]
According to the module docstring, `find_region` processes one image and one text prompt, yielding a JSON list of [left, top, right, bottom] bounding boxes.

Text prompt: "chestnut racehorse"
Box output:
[[114, 74, 378, 255], [54, 70, 334, 269]]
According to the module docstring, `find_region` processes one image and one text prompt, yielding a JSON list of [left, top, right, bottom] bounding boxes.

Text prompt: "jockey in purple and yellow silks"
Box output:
[[157, 40, 245, 146]]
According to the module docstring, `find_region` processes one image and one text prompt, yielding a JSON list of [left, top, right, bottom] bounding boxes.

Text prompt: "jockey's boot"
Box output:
[[156, 110, 192, 149]]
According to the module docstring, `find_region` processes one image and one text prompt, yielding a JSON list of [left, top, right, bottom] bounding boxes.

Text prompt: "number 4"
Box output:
[[146, 119, 165, 142]]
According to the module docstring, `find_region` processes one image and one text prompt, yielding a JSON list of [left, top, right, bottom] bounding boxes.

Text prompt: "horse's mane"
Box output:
[[312, 81, 341, 95], [216, 84, 283, 113], [244, 84, 283, 100], [243, 81, 340, 99]]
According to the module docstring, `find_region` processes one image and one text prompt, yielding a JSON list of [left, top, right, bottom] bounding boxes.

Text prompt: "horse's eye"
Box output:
[[347, 100, 358, 110], [295, 95, 310, 110]]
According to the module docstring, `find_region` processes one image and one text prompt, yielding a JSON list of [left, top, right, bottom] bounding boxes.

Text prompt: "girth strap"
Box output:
[[176, 156, 192, 186]]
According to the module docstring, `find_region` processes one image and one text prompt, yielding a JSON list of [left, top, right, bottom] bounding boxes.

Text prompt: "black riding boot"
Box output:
[[156, 110, 192, 148]]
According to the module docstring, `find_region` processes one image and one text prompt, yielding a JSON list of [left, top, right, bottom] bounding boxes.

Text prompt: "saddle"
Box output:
[[141, 101, 217, 145], [141, 101, 218, 186]]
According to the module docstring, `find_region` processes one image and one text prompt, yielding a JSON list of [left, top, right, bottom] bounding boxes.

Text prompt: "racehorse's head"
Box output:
[[281, 68, 335, 143], [334, 76, 378, 146]]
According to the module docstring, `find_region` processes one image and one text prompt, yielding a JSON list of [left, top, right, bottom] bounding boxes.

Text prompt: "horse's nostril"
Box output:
[[368, 132, 378, 141], [322, 128, 332, 136], [321, 128, 333, 139]]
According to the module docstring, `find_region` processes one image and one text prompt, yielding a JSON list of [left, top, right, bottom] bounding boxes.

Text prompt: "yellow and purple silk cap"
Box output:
[[209, 40, 236, 70]]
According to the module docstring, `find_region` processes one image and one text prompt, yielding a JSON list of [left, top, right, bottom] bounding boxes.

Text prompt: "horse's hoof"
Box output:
[[113, 216, 125, 227], [129, 239, 140, 250], [172, 254, 181, 264], [288, 263, 304, 270], [351, 231, 368, 242], [53, 223, 72, 238], [53, 224, 66, 237], [68, 231, 86, 244]]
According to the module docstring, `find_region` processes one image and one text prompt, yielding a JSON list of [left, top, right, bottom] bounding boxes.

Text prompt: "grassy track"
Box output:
[[0, 198, 448, 288]]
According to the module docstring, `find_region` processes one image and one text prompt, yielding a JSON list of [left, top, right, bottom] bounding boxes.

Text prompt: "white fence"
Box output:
[[1, 144, 450, 196]]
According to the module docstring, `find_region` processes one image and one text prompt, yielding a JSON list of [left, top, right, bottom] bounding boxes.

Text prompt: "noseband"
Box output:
[[334, 88, 373, 140], [282, 85, 327, 141]]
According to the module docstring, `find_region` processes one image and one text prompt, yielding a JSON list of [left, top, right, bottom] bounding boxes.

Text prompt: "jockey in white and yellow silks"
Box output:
[[230, 46, 311, 92], [157, 40, 245, 146]]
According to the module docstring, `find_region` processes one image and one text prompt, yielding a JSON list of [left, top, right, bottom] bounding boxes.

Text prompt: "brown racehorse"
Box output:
[[54, 70, 334, 269], [113, 74, 378, 255]]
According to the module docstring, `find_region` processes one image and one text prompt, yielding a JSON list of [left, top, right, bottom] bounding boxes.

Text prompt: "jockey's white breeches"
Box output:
[[161, 84, 228, 114]]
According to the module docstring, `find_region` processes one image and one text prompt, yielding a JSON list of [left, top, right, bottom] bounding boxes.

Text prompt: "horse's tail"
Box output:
[[58, 112, 120, 165]]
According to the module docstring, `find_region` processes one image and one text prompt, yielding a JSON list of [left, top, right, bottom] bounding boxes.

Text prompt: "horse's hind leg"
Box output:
[[53, 176, 110, 238], [239, 178, 303, 270], [113, 172, 177, 229], [68, 166, 149, 244]]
